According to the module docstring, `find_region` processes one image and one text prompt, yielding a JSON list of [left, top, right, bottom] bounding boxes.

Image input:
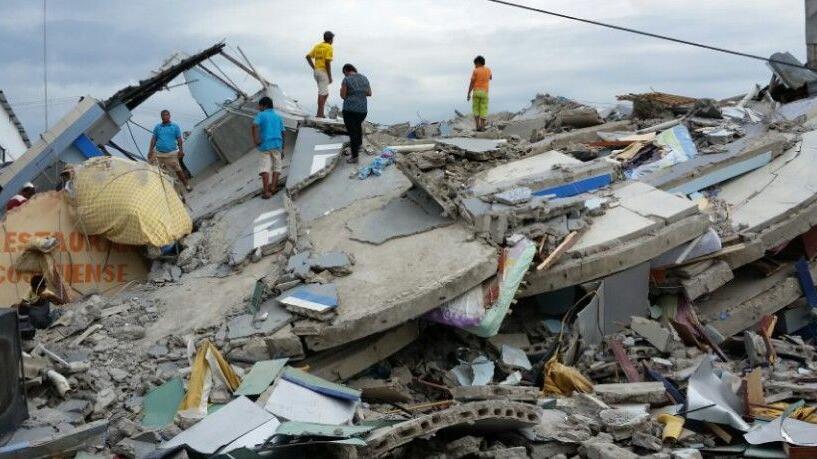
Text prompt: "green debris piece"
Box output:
[[276, 421, 374, 438], [141, 377, 184, 428], [235, 359, 288, 396], [207, 403, 225, 415], [247, 279, 265, 314]]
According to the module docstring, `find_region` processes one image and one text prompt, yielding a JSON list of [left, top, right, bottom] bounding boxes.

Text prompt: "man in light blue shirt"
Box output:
[[251, 96, 285, 198], [148, 109, 191, 192]]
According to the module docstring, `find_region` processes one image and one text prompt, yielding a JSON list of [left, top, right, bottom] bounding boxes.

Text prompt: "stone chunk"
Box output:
[[264, 325, 305, 360], [630, 316, 672, 352], [308, 251, 354, 276], [581, 439, 639, 459], [493, 187, 532, 205], [593, 382, 667, 405]]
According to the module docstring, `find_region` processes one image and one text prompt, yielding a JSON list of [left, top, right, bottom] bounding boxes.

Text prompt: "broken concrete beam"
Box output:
[[302, 223, 498, 351], [696, 257, 817, 337], [450, 385, 540, 402], [593, 382, 668, 405], [523, 212, 709, 296], [642, 132, 786, 195], [680, 260, 734, 300], [364, 401, 540, 457], [0, 420, 108, 458], [530, 120, 633, 153], [630, 317, 672, 352], [303, 322, 419, 381]]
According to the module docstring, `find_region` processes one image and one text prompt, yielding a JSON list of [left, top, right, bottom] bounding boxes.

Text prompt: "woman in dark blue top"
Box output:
[[339, 64, 372, 163]]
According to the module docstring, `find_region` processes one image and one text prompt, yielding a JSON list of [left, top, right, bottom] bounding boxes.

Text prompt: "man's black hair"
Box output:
[[474, 55, 486, 65], [259, 96, 274, 109], [160, 109, 170, 115], [324, 30, 334, 41], [342, 63, 357, 73]]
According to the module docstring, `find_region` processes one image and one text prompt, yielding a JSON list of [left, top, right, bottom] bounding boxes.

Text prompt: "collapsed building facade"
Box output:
[[1, 40, 817, 459]]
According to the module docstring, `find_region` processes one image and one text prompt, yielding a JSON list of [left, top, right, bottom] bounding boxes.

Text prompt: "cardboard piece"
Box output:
[[0, 191, 147, 306]]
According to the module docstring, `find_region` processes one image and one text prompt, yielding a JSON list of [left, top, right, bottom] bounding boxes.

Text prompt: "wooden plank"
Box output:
[[608, 338, 642, 383], [671, 243, 748, 267], [536, 231, 580, 271]]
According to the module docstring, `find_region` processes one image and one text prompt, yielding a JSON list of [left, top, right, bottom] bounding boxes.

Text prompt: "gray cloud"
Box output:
[[0, 0, 807, 142]]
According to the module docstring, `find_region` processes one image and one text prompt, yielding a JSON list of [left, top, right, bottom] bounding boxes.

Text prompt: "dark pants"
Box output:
[[342, 110, 367, 159]]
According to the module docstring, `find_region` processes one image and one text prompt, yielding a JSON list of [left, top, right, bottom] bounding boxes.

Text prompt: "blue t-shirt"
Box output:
[[152, 122, 182, 153], [253, 109, 285, 151]]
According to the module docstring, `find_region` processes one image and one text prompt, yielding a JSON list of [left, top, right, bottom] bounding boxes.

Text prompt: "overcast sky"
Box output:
[[0, 0, 806, 152]]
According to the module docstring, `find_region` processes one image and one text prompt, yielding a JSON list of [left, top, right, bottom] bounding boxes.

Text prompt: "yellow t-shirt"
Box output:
[[309, 42, 334, 71]]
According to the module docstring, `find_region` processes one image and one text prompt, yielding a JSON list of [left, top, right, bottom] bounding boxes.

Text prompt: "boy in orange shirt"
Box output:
[[467, 55, 492, 132]]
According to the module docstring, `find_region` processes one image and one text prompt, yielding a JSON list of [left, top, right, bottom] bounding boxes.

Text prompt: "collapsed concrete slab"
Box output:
[[467, 151, 617, 198], [696, 258, 817, 337], [716, 130, 817, 266], [347, 188, 452, 245], [639, 132, 787, 195], [295, 157, 412, 223], [523, 182, 708, 295], [285, 127, 348, 195], [187, 152, 289, 222], [201, 193, 288, 265], [300, 213, 497, 350], [293, 165, 498, 351]]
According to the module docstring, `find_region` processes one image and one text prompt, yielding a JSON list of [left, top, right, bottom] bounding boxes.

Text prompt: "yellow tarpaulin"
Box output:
[[542, 357, 593, 396], [69, 157, 191, 246], [179, 339, 240, 417]]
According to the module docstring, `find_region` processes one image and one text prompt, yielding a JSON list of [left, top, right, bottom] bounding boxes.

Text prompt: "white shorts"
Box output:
[[256, 148, 282, 174], [313, 69, 330, 96]]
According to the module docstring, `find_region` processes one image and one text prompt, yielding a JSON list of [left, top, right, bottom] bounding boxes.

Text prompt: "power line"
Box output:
[[42, 0, 48, 129], [486, 0, 811, 70]]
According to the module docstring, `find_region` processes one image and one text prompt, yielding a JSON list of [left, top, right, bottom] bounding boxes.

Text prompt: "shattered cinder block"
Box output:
[[450, 385, 540, 402], [364, 401, 540, 457], [264, 325, 305, 360], [630, 316, 672, 352], [593, 382, 668, 405]]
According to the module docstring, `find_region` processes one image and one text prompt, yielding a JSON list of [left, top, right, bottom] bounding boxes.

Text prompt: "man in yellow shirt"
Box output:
[[467, 55, 492, 132], [305, 31, 335, 118]]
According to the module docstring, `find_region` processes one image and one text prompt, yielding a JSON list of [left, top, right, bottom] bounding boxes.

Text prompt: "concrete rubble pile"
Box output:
[[4, 45, 817, 459]]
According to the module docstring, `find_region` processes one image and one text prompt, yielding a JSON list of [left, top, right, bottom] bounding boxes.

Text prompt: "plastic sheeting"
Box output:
[[425, 237, 536, 337], [69, 157, 192, 246], [629, 124, 698, 179]]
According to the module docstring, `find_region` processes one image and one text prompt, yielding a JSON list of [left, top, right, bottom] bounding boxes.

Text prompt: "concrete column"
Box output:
[[807, 0, 817, 68]]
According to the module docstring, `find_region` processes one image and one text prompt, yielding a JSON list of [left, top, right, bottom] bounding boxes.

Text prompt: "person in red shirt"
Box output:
[[6, 182, 35, 211], [467, 55, 493, 132]]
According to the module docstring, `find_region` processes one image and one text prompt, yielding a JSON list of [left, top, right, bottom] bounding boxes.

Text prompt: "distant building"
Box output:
[[0, 90, 31, 163]]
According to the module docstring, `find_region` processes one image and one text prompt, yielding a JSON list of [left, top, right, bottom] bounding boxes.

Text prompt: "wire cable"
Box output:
[[486, 0, 811, 70]]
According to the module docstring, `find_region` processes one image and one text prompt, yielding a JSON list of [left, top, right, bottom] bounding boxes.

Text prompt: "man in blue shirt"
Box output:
[[251, 96, 285, 199], [149, 109, 191, 192]]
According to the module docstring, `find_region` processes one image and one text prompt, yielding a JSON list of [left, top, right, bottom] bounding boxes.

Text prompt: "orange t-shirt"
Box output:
[[471, 66, 492, 92]]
